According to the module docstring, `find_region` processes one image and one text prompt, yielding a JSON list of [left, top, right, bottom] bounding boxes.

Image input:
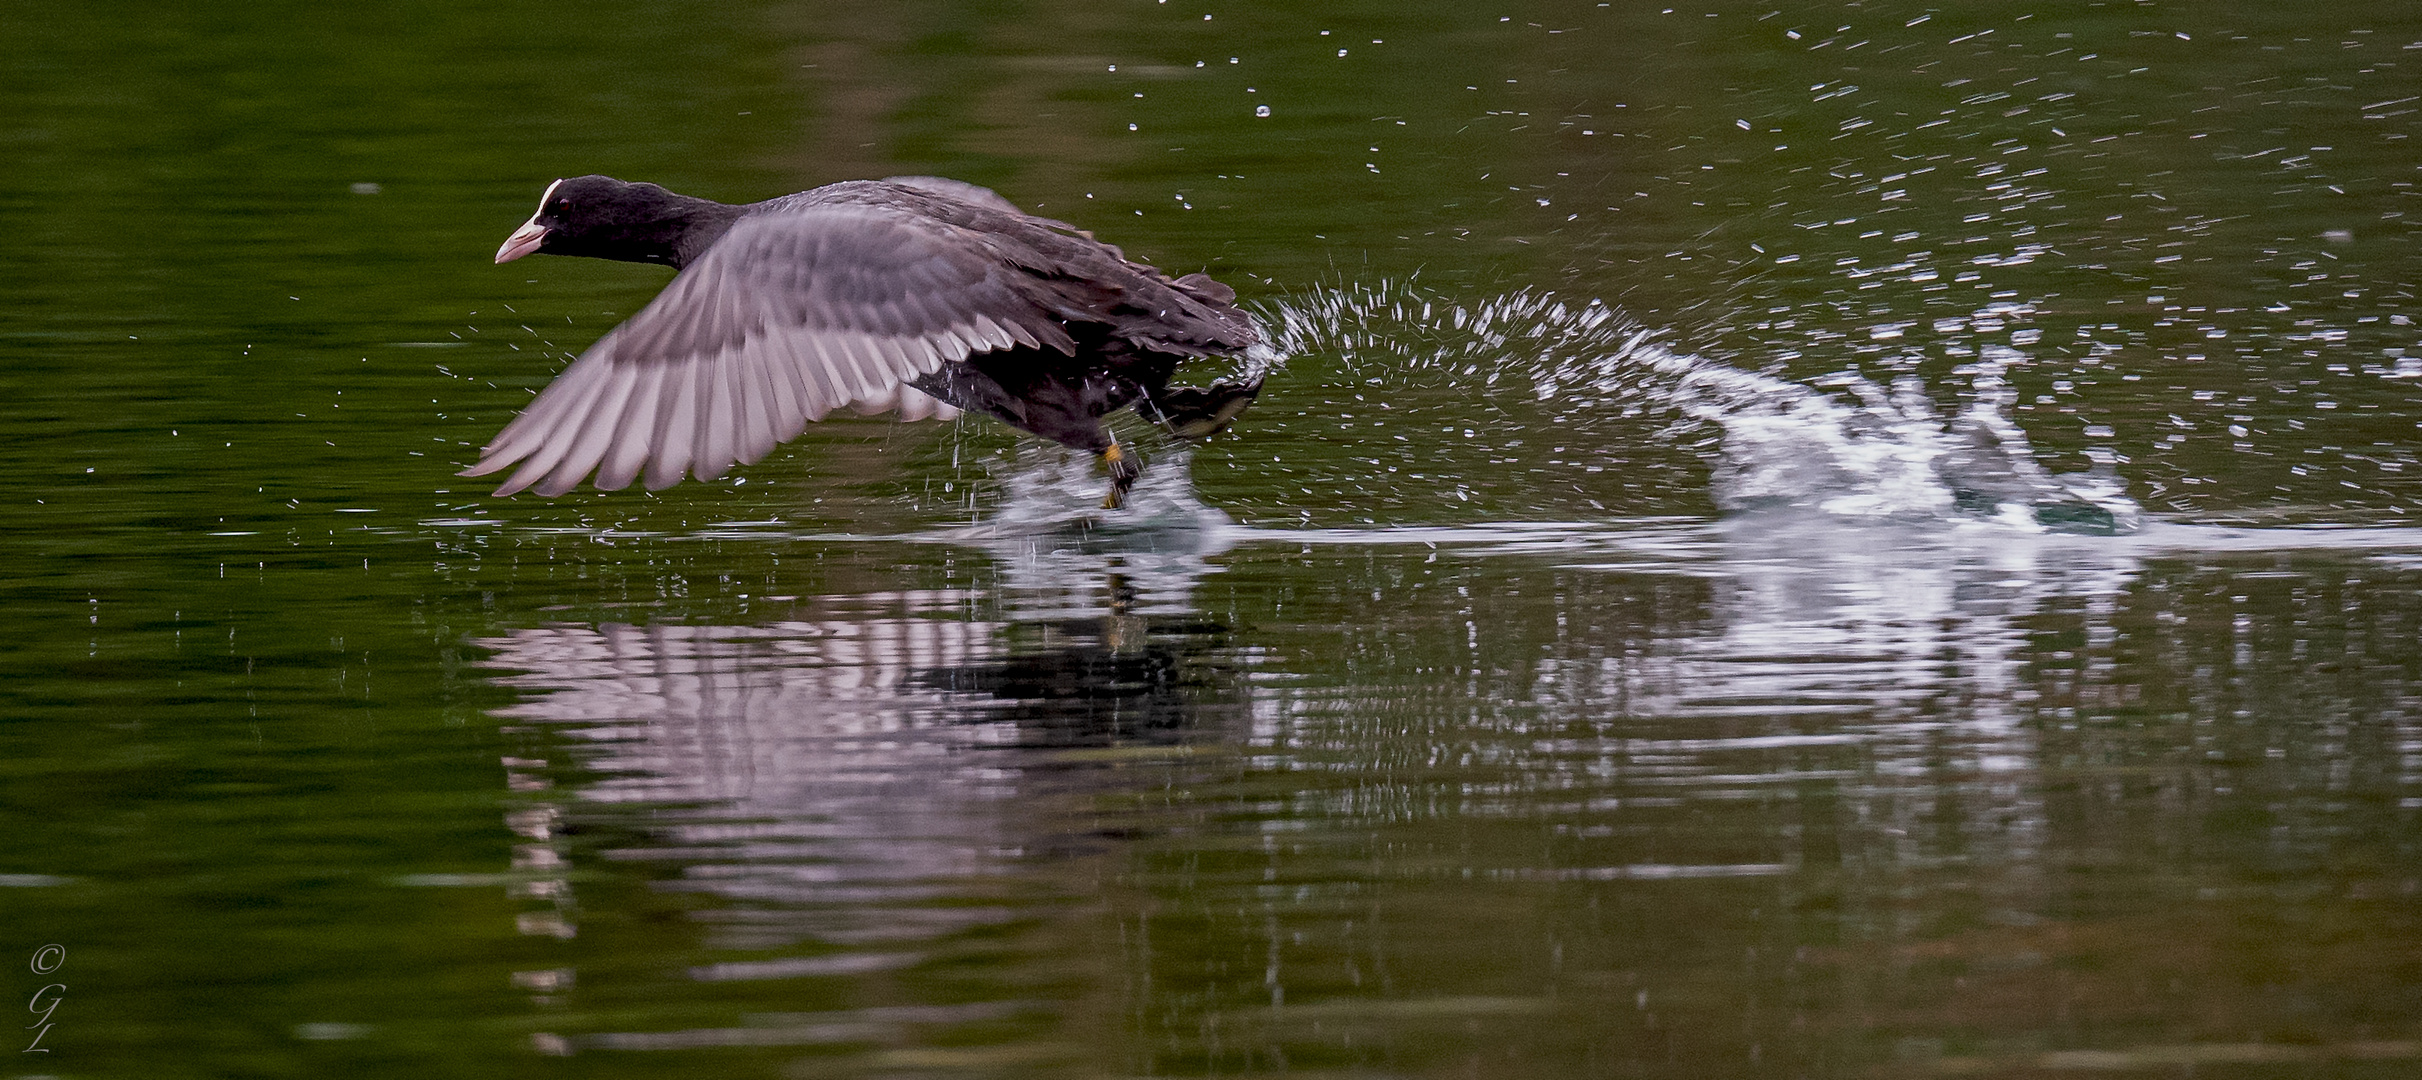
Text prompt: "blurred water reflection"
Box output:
[[458, 514, 2422, 1072], [473, 530, 1251, 1060]]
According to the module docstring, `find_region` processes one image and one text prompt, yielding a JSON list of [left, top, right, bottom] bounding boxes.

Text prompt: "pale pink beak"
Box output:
[[494, 219, 548, 264]]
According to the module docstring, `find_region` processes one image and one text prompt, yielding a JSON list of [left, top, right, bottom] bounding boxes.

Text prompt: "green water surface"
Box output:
[[5, 2, 2422, 1077]]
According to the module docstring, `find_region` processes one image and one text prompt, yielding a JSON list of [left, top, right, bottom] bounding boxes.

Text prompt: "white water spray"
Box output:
[[1257, 282, 2141, 534]]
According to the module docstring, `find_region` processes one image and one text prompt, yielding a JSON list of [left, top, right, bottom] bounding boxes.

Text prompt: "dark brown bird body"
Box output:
[[469, 175, 1261, 502]]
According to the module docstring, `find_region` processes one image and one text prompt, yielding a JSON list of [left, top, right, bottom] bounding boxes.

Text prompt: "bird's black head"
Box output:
[[494, 175, 734, 269]]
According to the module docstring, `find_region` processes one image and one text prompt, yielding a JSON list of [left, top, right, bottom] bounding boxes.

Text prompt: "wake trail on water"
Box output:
[[1254, 280, 2143, 535]]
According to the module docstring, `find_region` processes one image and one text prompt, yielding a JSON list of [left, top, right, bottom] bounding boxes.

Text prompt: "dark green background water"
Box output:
[[6, 2, 2422, 1077]]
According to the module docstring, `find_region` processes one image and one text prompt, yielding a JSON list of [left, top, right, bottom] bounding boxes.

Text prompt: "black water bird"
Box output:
[[469, 175, 1262, 506]]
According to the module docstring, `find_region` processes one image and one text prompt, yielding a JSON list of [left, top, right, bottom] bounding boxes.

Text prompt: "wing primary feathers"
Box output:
[[533, 362, 644, 496], [462, 414, 542, 477], [489, 365, 618, 494], [736, 347, 782, 464], [757, 336, 809, 441], [870, 335, 913, 386], [930, 325, 973, 360], [698, 353, 740, 480], [994, 315, 1037, 350], [834, 333, 883, 401], [494, 447, 564, 498], [910, 335, 943, 374], [852, 333, 894, 400], [799, 334, 851, 414], [480, 355, 621, 492], [595, 364, 666, 491], [772, 333, 830, 423], [463, 350, 609, 477], [966, 314, 1009, 351], [647, 359, 704, 489]]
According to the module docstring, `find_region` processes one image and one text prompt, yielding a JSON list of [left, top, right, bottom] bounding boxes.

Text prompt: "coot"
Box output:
[[467, 175, 1262, 506]]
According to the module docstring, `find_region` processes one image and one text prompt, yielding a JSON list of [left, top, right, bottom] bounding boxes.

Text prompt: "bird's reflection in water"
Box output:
[[936, 515, 1246, 749], [476, 528, 1245, 1056]]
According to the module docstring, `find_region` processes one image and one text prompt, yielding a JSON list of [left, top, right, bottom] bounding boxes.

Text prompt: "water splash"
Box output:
[[1674, 345, 2139, 532], [962, 444, 1232, 538], [1256, 281, 2140, 534]]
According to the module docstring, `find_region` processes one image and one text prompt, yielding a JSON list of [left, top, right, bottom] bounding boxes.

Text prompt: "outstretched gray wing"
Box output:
[[463, 203, 1068, 496]]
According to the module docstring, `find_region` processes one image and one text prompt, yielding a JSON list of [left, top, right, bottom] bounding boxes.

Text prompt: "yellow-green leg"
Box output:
[[1100, 442, 1141, 509]]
